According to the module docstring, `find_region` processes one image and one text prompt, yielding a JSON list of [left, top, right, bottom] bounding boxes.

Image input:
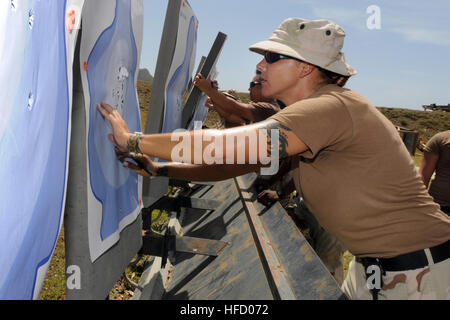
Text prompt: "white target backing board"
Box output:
[[162, 0, 198, 133], [0, 0, 83, 299], [78, 0, 144, 262], [142, 0, 198, 207], [181, 32, 227, 130], [187, 67, 218, 130]]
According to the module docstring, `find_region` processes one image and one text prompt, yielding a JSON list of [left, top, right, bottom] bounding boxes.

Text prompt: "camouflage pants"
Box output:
[[342, 254, 450, 300]]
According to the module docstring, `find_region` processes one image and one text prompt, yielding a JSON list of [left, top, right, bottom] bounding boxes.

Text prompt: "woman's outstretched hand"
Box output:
[[115, 148, 158, 177], [97, 102, 132, 152]]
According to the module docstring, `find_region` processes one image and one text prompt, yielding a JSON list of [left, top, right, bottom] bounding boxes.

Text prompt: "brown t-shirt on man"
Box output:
[[250, 101, 281, 122], [270, 84, 450, 258], [224, 101, 280, 128], [424, 130, 450, 207]]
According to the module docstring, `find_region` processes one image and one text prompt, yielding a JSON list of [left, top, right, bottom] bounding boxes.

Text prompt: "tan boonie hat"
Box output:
[[250, 18, 356, 76], [223, 90, 239, 101]]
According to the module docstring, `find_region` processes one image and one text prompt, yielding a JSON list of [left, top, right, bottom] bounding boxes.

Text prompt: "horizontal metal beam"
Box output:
[[177, 196, 221, 210], [140, 231, 229, 258], [144, 196, 220, 212], [174, 235, 229, 256]]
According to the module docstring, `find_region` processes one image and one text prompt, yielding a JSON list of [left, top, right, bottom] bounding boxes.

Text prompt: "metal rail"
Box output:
[[235, 176, 296, 300]]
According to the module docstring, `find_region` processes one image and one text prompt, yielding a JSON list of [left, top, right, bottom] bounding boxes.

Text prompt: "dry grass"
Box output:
[[38, 229, 66, 300], [136, 80, 152, 131]]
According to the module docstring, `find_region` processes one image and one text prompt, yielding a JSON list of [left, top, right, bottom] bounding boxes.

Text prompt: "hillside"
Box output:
[[376, 107, 449, 141], [136, 82, 449, 142], [137, 68, 154, 83]]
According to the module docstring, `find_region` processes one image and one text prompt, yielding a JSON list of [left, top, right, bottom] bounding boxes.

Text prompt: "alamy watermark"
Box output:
[[365, 265, 382, 290], [170, 121, 282, 175], [66, 265, 81, 290], [367, 5, 382, 30]]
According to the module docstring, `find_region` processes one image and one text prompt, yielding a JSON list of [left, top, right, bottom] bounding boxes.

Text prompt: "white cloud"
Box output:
[[311, 7, 367, 30], [310, 3, 450, 47], [392, 27, 450, 47]]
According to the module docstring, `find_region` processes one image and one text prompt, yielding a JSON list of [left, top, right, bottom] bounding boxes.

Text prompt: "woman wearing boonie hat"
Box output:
[[98, 18, 450, 300]]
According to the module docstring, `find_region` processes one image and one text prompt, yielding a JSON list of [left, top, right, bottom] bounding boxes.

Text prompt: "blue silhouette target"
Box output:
[[81, 0, 143, 261], [0, 0, 72, 299], [162, 2, 198, 133]]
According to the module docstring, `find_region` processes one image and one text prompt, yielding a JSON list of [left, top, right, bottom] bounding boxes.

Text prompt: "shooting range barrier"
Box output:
[[133, 174, 346, 300], [395, 126, 419, 156], [0, 0, 346, 300]]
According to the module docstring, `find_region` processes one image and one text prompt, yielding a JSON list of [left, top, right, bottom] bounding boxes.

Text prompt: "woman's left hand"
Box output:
[[115, 148, 158, 177], [97, 102, 132, 152]]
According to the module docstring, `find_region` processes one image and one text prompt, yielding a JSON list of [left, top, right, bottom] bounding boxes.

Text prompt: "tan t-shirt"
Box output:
[[425, 130, 450, 207], [270, 84, 450, 258]]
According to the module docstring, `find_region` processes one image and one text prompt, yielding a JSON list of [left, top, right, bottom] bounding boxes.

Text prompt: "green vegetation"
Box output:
[[377, 107, 449, 141]]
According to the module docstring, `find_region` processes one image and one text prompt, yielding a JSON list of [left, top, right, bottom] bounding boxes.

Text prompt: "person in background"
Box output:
[[202, 80, 247, 127], [194, 74, 281, 127], [419, 130, 450, 215]]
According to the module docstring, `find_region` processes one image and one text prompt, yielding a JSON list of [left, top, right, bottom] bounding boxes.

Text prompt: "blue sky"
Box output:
[[141, 0, 450, 110]]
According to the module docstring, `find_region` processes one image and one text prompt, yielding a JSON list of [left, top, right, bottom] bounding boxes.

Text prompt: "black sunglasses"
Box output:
[[264, 51, 298, 64], [249, 81, 261, 88]]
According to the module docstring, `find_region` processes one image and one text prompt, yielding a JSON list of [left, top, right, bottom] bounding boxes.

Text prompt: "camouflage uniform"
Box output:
[[342, 255, 450, 300]]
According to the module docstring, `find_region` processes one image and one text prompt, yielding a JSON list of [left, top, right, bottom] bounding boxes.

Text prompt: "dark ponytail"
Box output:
[[318, 66, 350, 87]]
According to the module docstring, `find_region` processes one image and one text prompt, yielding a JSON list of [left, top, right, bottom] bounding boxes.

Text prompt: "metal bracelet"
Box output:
[[127, 132, 143, 156]]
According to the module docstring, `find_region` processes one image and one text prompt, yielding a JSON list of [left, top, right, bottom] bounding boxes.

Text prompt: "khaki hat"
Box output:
[[223, 90, 239, 101], [249, 18, 356, 76]]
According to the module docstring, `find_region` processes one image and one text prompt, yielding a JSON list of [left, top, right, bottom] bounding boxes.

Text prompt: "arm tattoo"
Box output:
[[264, 121, 292, 159], [156, 165, 169, 177]]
